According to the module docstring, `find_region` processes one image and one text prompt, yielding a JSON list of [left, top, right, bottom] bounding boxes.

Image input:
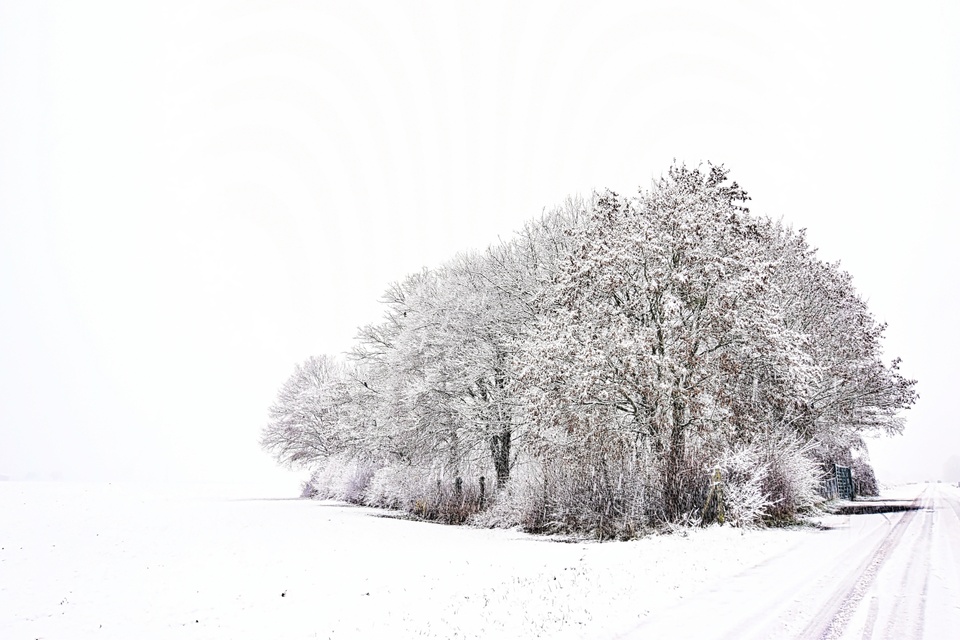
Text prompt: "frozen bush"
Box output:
[[309, 455, 379, 503], [851, 457, 879, 496], [471, 463, 542, 530], [365, 465, 432, 510], [300, 472, 319, 499], [475, 446, 651, 540], [760, 434, 821, 522], [702, 434, 821, 526], [365, 464, 488, 524], [703, 445, 771, 527]]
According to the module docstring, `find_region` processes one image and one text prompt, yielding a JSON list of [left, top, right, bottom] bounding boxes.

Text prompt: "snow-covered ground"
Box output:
[[2, 481, 958, 639], [619, 483, 960, 639]]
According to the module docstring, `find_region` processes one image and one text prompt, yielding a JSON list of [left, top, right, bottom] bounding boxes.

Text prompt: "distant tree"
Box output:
[[260, 355, 359, 468]]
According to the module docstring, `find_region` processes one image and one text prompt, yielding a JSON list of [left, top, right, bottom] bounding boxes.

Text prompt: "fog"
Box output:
[[1, 1, 957, 486]]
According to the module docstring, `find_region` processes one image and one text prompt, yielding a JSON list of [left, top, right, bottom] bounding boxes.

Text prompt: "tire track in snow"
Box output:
[[880, 490, 934, 640], [942, 487, 960, 522], [798, 487, 928, 640], [922, 486, 960, 637], [859, 596, 879, 640], [614, 485, 951, 640]]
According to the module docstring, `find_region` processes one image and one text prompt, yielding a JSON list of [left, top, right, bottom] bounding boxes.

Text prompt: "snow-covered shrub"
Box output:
[[365, 464, 487, 524], [851, 457, 879, 496], [703, 445, 771, 527], [470, 468, 537, 530], [471, 460, 571, 533], [309, 455, 379, 503], [477, 445, 650, 539], [433, 477, 485, 524], [701, 434, 821, 526], [760, 434, 821, 522], [300, 472, 319, 498], [533, 461, 590, 534], [363, 465, 420, 510]]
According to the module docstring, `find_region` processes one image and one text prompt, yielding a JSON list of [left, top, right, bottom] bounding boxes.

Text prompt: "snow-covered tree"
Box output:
[[348, 201, 588, 487], [260, 355, 361, 468], [262, 162, 916, 530], [752, 220, 917, 468], [519, 165, 812, 518]]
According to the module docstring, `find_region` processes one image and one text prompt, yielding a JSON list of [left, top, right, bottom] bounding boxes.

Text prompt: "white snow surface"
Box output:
[[2, 481, 958, 639]]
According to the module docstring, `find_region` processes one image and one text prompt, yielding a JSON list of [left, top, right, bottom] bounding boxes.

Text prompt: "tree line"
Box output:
[[261, 164, 916, 536]]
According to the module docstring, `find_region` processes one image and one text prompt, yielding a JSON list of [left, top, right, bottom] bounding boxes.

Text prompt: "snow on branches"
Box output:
[[261, 164, 917, 532]]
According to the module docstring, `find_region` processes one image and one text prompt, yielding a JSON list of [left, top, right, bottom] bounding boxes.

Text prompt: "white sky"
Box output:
[[1, 0, 958, 484]]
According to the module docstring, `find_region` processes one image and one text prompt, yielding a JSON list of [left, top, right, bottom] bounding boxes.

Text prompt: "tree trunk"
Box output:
[[490, 427, 512, 488], [663, 388, 687, 521], [489, 360, 511, 488], [663, 426, 685, 521]]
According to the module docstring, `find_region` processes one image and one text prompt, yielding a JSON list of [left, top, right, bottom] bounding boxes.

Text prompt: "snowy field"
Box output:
[[2, 481, 958, 639]]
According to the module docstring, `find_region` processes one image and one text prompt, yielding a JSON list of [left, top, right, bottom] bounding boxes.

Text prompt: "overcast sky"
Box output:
[[1, 1, 958, 486]]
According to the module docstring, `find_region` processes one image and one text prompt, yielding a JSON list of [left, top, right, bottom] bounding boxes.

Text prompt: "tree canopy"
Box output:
[[262, 163, 917, 532]]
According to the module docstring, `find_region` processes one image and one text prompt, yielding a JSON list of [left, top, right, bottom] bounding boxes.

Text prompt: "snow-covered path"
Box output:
[[2, 482, 957, 639], [618, 483, 960, 639]]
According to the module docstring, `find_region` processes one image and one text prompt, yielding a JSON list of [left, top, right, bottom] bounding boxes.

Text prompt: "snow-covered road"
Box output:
[[618, 483, 960, 639], [2, 481, 957, 638]]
